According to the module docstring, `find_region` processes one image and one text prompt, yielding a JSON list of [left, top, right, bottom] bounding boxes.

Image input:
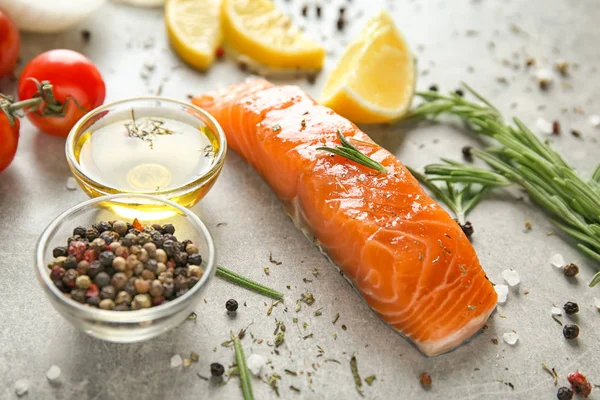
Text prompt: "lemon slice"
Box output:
[[221, 0, 325, 70], [165, 0, 222, 71], [320, 11, 416, 124]]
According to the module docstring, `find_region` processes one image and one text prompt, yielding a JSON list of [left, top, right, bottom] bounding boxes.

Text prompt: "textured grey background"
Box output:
[[1, 0, 599, 399]]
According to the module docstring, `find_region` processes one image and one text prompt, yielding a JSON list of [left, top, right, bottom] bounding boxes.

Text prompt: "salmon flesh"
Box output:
[[193, 79, 497, 356]]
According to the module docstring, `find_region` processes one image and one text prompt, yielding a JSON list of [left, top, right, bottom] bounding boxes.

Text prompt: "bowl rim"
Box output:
[[64, 96, 227, 197], [35, 193, 216, 323]]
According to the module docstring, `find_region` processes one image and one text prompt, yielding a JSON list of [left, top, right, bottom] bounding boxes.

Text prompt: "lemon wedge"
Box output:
[[221, 0, 325, 70], [320, 11, 416, 124], [165, 0, 222, 71]]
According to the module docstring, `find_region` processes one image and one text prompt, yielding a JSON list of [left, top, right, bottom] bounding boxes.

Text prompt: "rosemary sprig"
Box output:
[[216, 266, 284, 300], [232, 333, 254, 400], [317, 130, 387, 174], [408, 84, 600, 286], [406, 166, 490, 226]]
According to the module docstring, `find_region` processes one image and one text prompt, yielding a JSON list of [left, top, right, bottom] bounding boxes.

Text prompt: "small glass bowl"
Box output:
[[35, 194, 216, 343], [65, 97, 227, 209]]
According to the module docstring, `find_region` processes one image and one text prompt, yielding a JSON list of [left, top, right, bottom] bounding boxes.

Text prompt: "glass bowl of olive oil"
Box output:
[[66, 97, 226, 213]]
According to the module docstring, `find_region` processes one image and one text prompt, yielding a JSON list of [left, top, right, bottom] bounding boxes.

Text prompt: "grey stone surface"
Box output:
[[1, 0, 599, 399]]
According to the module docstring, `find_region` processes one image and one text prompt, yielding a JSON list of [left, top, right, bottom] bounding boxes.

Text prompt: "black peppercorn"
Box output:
[[563, 324, 579, 339], [63, 269, 79, 288], [173, 267, 188, 278], [99, 251, 115, 267], [174, 275, 188, 290], [124, 278, 137, 297], [563, 264, 579, 277], [87, 296, 100, 307], [211, 362, 225, 377], [53, 280, 67, 293], [94, 221, 112, 233], [163, 240, 177, 257], [87, 260, 104, 278], [173, 251, 188, 266], [94, 271, 111, 288], [163, 233, 177, 242], [86, 227, 99, 241], [460, 221, 474, 238], [462, 146, 473, 162], [336, 17, 345, 31], [301, 4, 308, 17], [428, 84, 438, 92], [99, 231, 116, 245], [63, 254, 78, 270], [316, 5, 322, 17], [226, 299, 238, 312], [557, 386, 573, 400], [188, 253, 202, 266], [162, 223, 175, 235], [52, 246, 68, 258], [128, 228, 141, 236], [563, 302, 579, 315], [151, 231, 164, 247], [455, 89, 464, 97], [151, 223, 163, 233], [73, 226, 87, 237], [71, 288, 87, 303], [100, 285, 117, 300]]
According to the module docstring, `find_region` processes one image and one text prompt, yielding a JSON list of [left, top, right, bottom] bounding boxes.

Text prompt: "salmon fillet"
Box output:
[[193, 79, 497, 356]]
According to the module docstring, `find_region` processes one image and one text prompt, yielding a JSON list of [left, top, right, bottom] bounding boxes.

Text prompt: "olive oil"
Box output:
[[73, 114, 223, 213]]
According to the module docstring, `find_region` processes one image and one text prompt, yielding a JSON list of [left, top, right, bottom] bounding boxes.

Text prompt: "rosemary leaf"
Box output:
[[232, 333, 254, 400], [216, 266, 283, 300], [317, 130, 386, 174]]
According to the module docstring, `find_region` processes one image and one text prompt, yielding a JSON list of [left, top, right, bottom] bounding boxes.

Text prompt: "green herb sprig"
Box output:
[[216, 266, 283, 299], [408, 84, 600, 286], [317, 130, 387, 174], [232, 333, 254, 400]]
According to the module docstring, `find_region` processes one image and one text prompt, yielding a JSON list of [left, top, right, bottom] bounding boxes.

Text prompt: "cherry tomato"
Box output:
[[0, 10, 20, 78], [0, 113, 19, 173], [18, 49, 105, 137]]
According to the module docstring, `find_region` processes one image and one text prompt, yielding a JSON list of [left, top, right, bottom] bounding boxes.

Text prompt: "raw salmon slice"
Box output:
[[193, 79, 497, 356]]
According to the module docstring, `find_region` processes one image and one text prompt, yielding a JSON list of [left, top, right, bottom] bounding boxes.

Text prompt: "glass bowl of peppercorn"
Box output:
[[35, 194, 216, 343]]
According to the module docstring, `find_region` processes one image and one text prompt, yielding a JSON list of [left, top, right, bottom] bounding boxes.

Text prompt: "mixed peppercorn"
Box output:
[[48, 220, 204, 311]]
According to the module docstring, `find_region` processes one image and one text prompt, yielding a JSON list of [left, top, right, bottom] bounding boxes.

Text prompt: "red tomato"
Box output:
[[0, 113, 19, 173], [0, 10, 20, 78], [18, 49, 105, 137]]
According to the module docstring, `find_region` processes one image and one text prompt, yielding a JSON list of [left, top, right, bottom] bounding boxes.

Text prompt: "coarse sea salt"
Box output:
[[535, 118, 553, 134], [502, 269, 520, 286], [246, 353, 265, 376], [503, 332, 519, 345], [551, 307, 562, 316], [549, 253, 565, 269], [589, 114, 600, 128], [66, 177, 78, 190], [15, 379, 29, 397], [495, 284, 509, 304], [46, 365, 61, 382], [170, 354, 183, 368]]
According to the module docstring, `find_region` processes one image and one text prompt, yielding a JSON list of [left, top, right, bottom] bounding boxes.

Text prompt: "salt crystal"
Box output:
[[170, 354, 182, 368], [15, 379, 29, 397], [551, 307, 562, 316], [503, 332, 519, 345], [549, 253, 565, 269], [246, 353, 265, 376], [535, 118, 553, 134], [594, 297, 600, 311], [46, 365, 61, 382], [66, 177, 77, 190], [502, 269, 520, 286], [495, 285, 509, 304], [589, 115, 600, 128]]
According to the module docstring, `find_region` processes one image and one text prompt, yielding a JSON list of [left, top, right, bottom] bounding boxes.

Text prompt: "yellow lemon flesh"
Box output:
[[320, 11, 416, 124], [166, 0, 222, 71], [221, 0, 325, 70]]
